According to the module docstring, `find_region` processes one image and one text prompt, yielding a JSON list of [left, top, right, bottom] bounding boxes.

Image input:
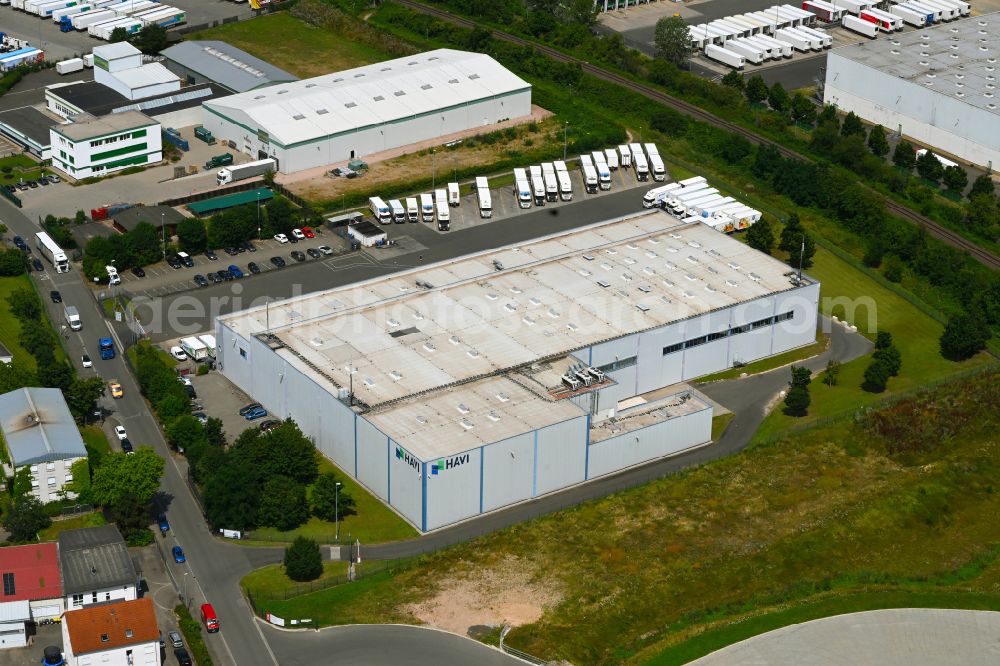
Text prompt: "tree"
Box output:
[[939, 313, 991, 361], [874, 331, 893, 351], [779, 214, 804, 254], [109, 26, 130, 43], [916, 150, 944, 183], [176, 218, 207, 253], [650, 108, 688, 138], [3, 496, 50, 542], [167, 415, 208, 454], [653, 16, 693, 67], [752, 144, 783, 180], [840, 111, 865, 137], [790, 92, 816, 125], [264, 198, 297, 236], [817, 104, 839, 126], [965, 194, 1000, 234], [109, 492, 151, 543], [128, 222, 162, 266], [790, 365, 812, 388], [310, 473, 356, 522], [90, 449, 165, 507], [745, 218, 775, 254], [942, 165, 968, 194], [204, 460, 259, 531], [65, 377, 105, 419], [969, 174, 996, 200], [284, 537, 323, 582], [721, 70, 744, 91], [862, 357, 891, 392], [231, 421, 317, 486], [783, 365, 812, 416], [132, 23, 168, 54], [6, 288, 40, 321], [257, 475, 309, 531], [892, 140, 916, 170], [0, 360, 36, 394], [744, 75, 768, 104], [66, 459, 92, 501], [39, 362, 74, 392], [867, 124, 890, 157], [767, 82, 790, 114], [822, 359, 840, 386], [204, 417, 226, 449], [0, 248, 25, 276]]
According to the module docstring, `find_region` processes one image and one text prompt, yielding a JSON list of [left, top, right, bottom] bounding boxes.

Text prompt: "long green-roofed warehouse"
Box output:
[[187, 188, 273, 216]]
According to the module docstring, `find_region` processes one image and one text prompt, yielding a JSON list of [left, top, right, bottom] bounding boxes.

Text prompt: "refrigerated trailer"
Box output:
[[513, 168, 532, 208], [420, 193, 434, 222], [896, 1, 934, 23], [111, 0, 157, 15], [725, 16, 764, 35], [696, 197, 740, 217], [828, 0, 871, 12], [434, 189, 450, 230], [931, 0, 969, 16], [137, 7, 186, 28], [71, 8, 116, 29], [676, 176, 708, 189], [843, 13, 880, 36], [475, 177, 492, 219], [604, 148, 619, 170], [91, 17, 142, 40], [541, 163, 559, 202], [794, 25, 832, 48], [887, 4, 927, 26], [773, 28, 813, 52], [405, 197, 418, 223], [801, 0, 842, 22], [643, 183, 681, 208], [724, 38, 766, 64], [914, 0, 958, 19], [752, 34, 793, 58], [369, 196, 391, 224], [738, 37, 777, 59], [704, 44, 745, 69], [711, 20, 750, 38], [617, 145, 631, 168], [35, 232, 69, 273], [629, 144, 649, 181], [579, 157, 599, 193], [859, 7, 902, 30], [529, 165, 546, 205], [903, 0, 943, 21]]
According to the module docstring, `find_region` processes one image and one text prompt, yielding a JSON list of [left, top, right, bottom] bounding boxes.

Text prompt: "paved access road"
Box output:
[[689, 608, 1000, 665]]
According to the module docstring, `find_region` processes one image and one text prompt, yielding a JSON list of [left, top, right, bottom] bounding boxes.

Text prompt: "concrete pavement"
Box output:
[[689, 608, 1000, 665]]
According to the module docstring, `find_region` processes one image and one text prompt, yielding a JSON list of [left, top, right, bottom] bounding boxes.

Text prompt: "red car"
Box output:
[[302, 226, 315, 239]]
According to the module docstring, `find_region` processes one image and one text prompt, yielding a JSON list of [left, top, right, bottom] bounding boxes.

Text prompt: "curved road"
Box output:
[[689, 608, 1000, 665]]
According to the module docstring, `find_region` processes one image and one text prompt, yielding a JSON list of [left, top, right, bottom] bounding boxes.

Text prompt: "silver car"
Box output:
[[168, 631, 183, 649]]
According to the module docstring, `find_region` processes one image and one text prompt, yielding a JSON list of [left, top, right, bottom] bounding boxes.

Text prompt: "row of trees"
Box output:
[[721, 72, 817, 126], [745, 213, 816, 269]]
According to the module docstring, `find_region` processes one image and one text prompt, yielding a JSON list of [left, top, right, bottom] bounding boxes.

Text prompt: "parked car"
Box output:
[[47, 174, 60, 184], [158, 515, 169, 534], [193, 274, 209, 287], [291, 250, 305, 262], [131, 266, 146, 278], [205, 249, 218, 261], [247, 261, 260, 274], [168, 631, 183, 649], [31, 258, 43, 272], [12, 236, 26, 251], [224, 246, 239, 256], [238, 403, 262, 416], [318, 245, 333, 256], [114, 425, 127, 440], [121, 438, 133, 454], [175, 647, 192, 666], [28, 180, 38, 189], [109, 382, 124, 399], [208, 272, 222, 284], [81, 354, 92, 369], [170, 346, 186, 361], [183, 384, 197, 399], [15, 183, 27, 192], [167, 255, 182, 269], [38, 177, 48, 187], [193, 412, 208, 425], [172, 546, 186, 563], [177, 374, 192, 386], [273, 233, 288, 244], [270, 256, 285, 268], [291, 228, 306, 240], [244, 406, 267, 420], [306, 248, 321, 259], [228, 265, 243, 279], [241, 240, 257, 253], [302, 227, 315, 239], [259, 419, 281, 433], [50, 290, 61, 303]]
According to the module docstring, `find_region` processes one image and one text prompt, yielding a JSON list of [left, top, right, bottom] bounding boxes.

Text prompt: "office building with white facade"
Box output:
[[200, 48, 532, 174], [50, 111, 161, 179], [824, 12, 1000, 169], [0, 387, 86, 504], [217, 211, 819, 532]]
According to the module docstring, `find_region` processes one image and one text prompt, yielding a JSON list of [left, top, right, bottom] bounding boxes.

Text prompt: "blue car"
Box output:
[[158, 515, 169, 534], [172, 546, 186, 563], [228, 264, 243, 279], [244, 406, 267, 420]]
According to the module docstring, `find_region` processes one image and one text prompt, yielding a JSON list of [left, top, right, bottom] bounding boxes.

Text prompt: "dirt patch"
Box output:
[[403, 557, 561, 636]]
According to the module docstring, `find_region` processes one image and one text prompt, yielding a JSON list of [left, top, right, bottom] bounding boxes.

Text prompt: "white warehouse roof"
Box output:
[[202, 48, 531, 147], [219, 211, 810, 412], [111, 63, 179, 89]]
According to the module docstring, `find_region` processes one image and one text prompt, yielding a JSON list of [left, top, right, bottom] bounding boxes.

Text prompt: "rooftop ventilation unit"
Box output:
[[562, 374, 581, 390]]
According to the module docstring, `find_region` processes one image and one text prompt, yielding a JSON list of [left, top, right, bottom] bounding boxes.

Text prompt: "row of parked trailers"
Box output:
[[688, 4, 819, 50], [5, 0, 187, 37], [800, 0, 968, 34], [642, 177, 763, 233]]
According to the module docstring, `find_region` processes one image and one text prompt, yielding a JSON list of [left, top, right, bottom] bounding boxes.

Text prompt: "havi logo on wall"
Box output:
[[395, 446, 420, 472], [431, 453, 470, 475]]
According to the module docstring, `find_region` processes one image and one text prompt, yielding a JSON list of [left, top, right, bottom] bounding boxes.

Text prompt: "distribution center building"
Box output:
[[824, 12, 1000, 170], [216, 211, 820, 531], [200, 48, 532, 174]]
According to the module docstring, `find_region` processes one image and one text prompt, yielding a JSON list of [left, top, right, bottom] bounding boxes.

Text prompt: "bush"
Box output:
[[284, 537, 323, 582]]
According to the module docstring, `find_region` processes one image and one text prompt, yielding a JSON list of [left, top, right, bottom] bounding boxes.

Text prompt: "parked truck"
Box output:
[[216, 158, 275, 185], [180, 336, 209, 362], [369, 196, 391, 224], [198, 334, 217, 358], [64, 305, 82, 331], [725, 38, 766, 64], [553, 160, 573, 201], [644, 143, 666, 182], [618, 145, 632, 168], [528, 165, 546, 205], [842, 14, 879, 36], [98, 337, 115, 360], [204, 154, 233, 170], [388, 199, 406, 224], [475, 176, 492, 219], [35, 231, 69, 273], [434, 189, 450, 231], [704, 44, 746, 69], [887, 3, 927, 26], [629, 143, 649, 181], [604, 148, 619, 170], [405, 197, 419, 223], [541, 163, 559, 202], [420, 193, 435, 222], [579, 155, 598, 193], [447, 182, 460, 206], [513, 168, 532, 208], [90, 17, 141, 40], [591, 153, 611, 191], [56, 58, 84, 74], [642, 183, 682, 208], [773, 28, 812, 52]]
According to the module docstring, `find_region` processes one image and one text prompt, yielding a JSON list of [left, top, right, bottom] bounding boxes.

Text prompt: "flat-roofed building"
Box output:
[[217, 210, 820, 531]]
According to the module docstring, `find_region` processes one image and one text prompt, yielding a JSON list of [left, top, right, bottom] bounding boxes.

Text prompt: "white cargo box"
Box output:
[[56, 58, 84, 74]]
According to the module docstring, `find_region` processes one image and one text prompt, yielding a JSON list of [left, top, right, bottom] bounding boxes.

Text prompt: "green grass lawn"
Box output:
[[81, 425, 111, 467], [710, 413, 734, 441], [242, 560, 349, 600], [0, 155, 47, 184], [697, 333, 827, 383], [249, 453, 418, 545], [752, 246, 995, 443], [0, 274, 54, 368], [190, 13, 392, 79], [38, 512, 106, 542]]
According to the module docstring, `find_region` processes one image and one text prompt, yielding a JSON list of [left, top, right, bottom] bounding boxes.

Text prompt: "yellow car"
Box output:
[[109, 381, 124, 399]]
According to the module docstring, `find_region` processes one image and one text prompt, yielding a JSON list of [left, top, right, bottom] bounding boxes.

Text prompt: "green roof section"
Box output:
[[187, 187, 273, 216]]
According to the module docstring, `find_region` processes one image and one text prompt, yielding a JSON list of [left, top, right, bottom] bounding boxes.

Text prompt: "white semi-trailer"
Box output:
[[216, 158, 275, 185], [388, 199, 406, 224], [475, 176, 492, 219], [35, 232, 69, 273], [591, 154, 612, 190], [629, 144, 649, 181], [579, 156, 598, 193], [887, 4, 927, 26], [794, 25, 832, 48], [529, 165, 546, 205], [642, 183, 681, 208], [617, 145, 632, 168], [541, 163, 559, 202], [704, 44, 746, 69], [405, 197, 419, 223], [71, 8, 116, 29], [513, 168, 532, 208], [773, 28, 812, 52], [419, 193, 434, 222], [603, 148, 619, 170], [725, 39, 766, 64], [553, 161, 573, 201], [842, 14, 879, 37], [180, 337, 209, 362], [434, 189, 450, 230]]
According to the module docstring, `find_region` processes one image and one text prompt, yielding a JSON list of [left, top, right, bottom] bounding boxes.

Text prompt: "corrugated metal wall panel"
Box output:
[[534, 416, 588, 496], [424, 447, 481, 530], [356, 417, 390, 500], [586, 406, 713, 478], [481, 432, 534, 512]]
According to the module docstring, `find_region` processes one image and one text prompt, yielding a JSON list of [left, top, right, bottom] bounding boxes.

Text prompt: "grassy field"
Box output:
[[38, 511, 106, 542], [697, 332, 827, 383], [249, 453, 418, 545], [190, 13, 392, 79], [709, 413, 734, 442], [0, 155, 47, 185], [752, 246, 995, 442], [0, 274, 55, 369], [242, 560, 349, 599], [236, 370, 1000, 664]]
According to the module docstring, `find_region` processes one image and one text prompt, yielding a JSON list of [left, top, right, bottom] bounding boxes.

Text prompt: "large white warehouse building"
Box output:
[[824, 12, 1000, 170], [200, 48, 532, 174], [216, 211, 819, 531]]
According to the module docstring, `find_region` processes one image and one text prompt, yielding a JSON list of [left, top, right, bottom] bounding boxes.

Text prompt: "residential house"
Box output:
[[62, 598, 161, 666], [58, 526, 138, 610]]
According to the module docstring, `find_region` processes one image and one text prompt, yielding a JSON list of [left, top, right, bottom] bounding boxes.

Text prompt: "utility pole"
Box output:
[[161, 212, 165, 261], [335, 482, 342, 543]]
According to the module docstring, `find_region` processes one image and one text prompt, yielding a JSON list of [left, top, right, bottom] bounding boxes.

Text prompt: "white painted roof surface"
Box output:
[[202, 48, 531, 147], [111, 63, 179, 89], [91, 41, 141, 61], [220, 210, 809, 414]]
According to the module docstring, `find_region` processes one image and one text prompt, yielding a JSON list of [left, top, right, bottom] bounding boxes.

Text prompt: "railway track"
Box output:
[[394, 0, 1000, 271]]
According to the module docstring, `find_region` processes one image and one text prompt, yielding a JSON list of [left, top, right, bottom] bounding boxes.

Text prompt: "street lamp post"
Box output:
[[161, 212, 165, 261], [335, 482, 342, 543]]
